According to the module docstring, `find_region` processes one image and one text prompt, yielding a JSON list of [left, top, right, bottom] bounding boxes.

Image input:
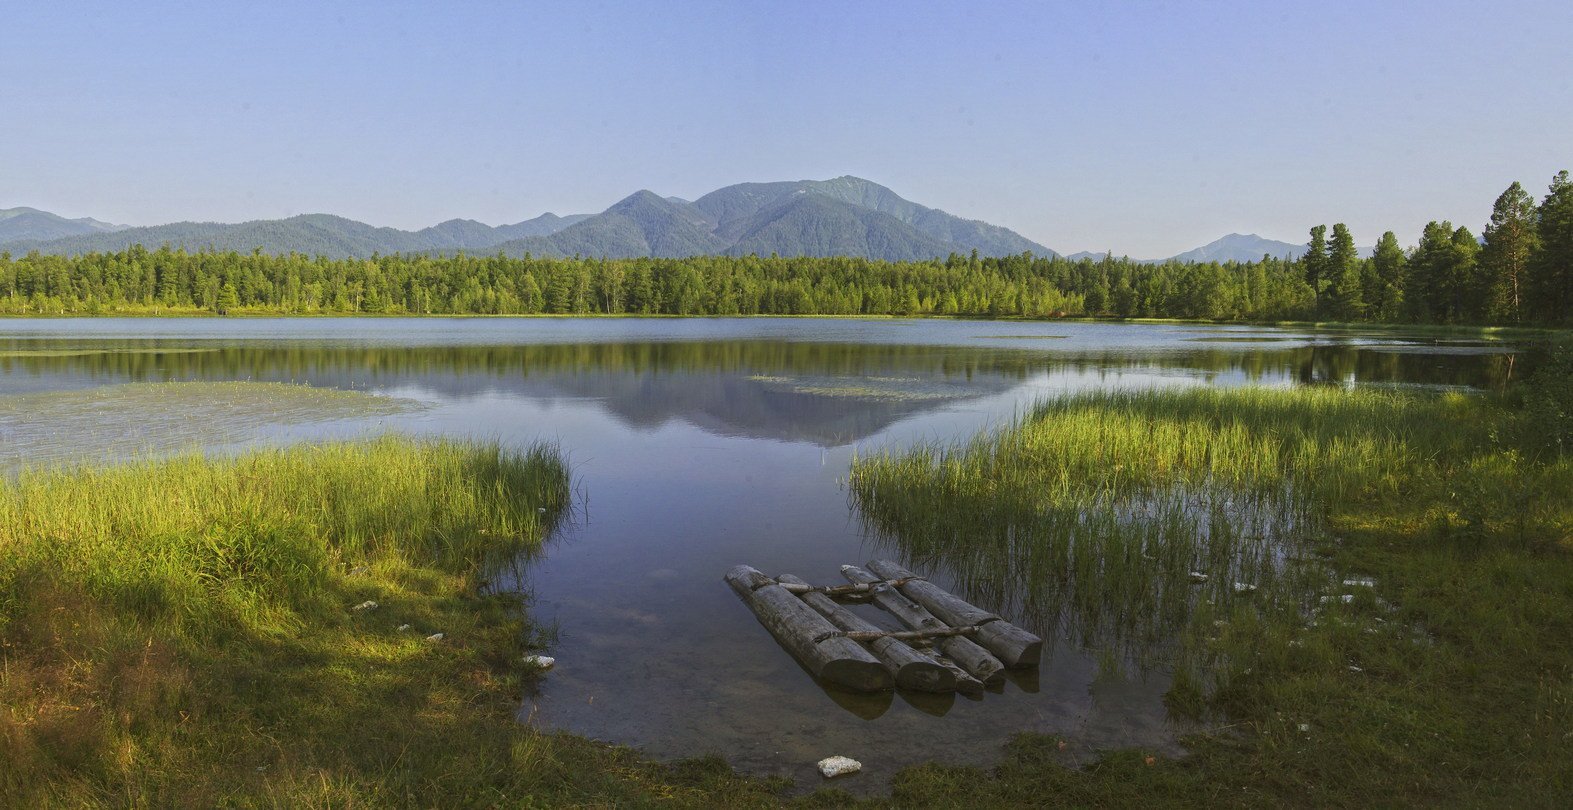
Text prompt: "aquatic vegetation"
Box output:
[[748, 373, 971, 402], [0, 381, 417, 471], [851, 382, 1573, 803], [0, 437, 774, 805]]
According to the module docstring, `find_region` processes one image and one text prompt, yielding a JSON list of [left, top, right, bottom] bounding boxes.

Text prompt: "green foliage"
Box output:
[[849, 385, 1573, 806], [1367, 231, 1406, 320], [1479, 181, 1540, 323], [1524, 337, 1573, 453], [1325, 223, 1363, 320], [0, 247, 1324, 321], [1531, 170, 1573, 325]]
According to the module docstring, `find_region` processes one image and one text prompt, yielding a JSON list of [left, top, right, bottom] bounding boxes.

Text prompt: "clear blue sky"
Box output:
[[3, 1, 1569, 256]]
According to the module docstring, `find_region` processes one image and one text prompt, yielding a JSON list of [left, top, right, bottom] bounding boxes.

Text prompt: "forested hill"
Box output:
[[4, 168, 1569, 328], [2, 177, 1056, 262], [0, 207, 125, 243], [0, 212, 591, 260]]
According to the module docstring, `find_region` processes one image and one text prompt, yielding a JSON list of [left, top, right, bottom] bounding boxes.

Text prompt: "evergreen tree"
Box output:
[[215, 282, 239, 314], [1406, 221, 1455, 322], [1531, 170, 1573, 325], [1449, 226, 1482, 323], [1367, 231, 1405, 321], [1478, 181, 1539, 323], [1304, 225, 1328, 315], [1326, 223, 1364, 320]]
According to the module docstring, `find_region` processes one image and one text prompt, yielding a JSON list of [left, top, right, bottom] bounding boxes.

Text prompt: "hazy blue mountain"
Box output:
[[694, 176, 1055, 258], [0, 207, 124, 243], [1168, 233, 1305, 263], [10, 176, 1055, 261], [8, 210, 587, 258], [723, 194, 956, 260], [492, 212, 592, 241], [495, 191, 727, 258]]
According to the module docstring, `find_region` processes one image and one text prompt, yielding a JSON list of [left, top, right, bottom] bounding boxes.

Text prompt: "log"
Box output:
[[867, 559, 1043, 668], [841, 565, 1004, 687], [924, 650, 985, 696], [725, 566, 891, 692], [776, 578, 919, 598], [780, 574, 955, 693]]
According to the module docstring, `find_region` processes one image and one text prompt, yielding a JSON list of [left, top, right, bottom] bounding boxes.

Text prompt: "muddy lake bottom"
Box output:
[[0, 317, 1524, 792]]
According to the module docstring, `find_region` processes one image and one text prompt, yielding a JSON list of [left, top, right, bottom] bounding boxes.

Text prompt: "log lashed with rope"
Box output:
[[841, 564, 1005, 687], [867, 559, 1044, 668], [724, 565, 892, 692], [778, 574, 956, 693]]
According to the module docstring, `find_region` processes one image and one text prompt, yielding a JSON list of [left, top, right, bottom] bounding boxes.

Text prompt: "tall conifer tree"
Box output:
[[1478, 181, 1539, 323]]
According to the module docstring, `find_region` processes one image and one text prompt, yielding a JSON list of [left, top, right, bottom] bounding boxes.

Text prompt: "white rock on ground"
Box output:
[[817, 756, 862, 778], [523, 655, 556, 670], [352, 600, 378, 612], [425, 632, 444, 642], [1343, 578, 1376, 587]]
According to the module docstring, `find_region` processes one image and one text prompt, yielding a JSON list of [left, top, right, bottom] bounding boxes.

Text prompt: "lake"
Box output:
[[0, 317, 1523, 791]]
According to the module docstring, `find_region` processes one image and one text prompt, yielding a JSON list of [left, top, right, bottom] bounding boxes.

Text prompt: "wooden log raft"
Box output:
[[779, 574, 956, 693], [841, 565, 1005, 687], [868, 559, 1044, 668], [724, 565, 891, 692]]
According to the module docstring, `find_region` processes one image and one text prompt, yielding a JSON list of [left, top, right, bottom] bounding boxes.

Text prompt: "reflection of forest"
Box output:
[[0, 339, 1525, 445]]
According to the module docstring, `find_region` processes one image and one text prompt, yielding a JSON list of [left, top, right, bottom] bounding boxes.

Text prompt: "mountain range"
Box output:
[[1, 179, 1324, 264], [0, 177, 1054, 262]]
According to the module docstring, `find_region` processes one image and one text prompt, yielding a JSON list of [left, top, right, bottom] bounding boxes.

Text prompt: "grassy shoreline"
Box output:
[[850, 383, 1573, 805], [0, 437, 776, 806], [1, 309, 1567, 338], [6, 378, 1571, 804]]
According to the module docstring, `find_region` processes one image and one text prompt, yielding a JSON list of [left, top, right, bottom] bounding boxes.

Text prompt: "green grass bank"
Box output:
[[849, 372, 1573, 804], [0, 437, 777, 807]]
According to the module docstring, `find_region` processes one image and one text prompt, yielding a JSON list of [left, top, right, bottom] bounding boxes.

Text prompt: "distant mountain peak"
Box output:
[[3, 177, 1058, 262]]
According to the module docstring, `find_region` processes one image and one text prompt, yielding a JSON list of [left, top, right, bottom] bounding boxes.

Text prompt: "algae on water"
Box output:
[[0, 381, 418, 471]]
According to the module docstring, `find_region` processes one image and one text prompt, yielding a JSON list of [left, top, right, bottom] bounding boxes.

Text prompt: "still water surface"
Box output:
[[0, 318, 1521, 790]]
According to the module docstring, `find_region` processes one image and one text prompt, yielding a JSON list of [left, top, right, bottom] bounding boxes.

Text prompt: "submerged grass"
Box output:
[[0, 437, 776, 807], [850, 384, 1573, 805]]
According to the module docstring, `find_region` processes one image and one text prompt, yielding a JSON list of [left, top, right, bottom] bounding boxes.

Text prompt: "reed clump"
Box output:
[[0, 437, 773, 806], [852, 382, 1573, 805]]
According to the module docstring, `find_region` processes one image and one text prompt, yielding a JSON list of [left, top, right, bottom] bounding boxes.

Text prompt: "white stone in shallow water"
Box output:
[[817, 756, 861, 778], [523, 655, 555, 670]]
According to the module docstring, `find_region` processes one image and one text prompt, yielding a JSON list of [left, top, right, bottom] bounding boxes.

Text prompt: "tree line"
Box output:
[[2, 172, 1568, 325]]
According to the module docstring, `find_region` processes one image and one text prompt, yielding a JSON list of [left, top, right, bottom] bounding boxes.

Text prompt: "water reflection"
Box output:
[[0, 337, 1524, 448], [0, 318, 1531, 792]]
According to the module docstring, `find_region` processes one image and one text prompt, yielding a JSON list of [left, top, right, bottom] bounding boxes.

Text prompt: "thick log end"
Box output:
[[820, 658, 894, 693], [894, 661, 956, 693], [724, 564, 773, 597]]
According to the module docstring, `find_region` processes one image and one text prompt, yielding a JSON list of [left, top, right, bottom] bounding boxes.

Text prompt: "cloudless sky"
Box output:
[[3, 1, 1570, 256]]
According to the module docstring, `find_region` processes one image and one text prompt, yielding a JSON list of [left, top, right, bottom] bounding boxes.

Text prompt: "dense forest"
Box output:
[[2, 173, 1569, 325]]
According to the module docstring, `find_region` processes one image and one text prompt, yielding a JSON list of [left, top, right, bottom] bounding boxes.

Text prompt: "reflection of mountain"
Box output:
[[0, 339, 1525, 445], [0, 342, 1046, 446]]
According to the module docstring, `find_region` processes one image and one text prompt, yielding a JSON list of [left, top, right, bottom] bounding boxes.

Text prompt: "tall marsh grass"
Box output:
[[0, 436, 601, 805], [851, 385, 1567, 657]]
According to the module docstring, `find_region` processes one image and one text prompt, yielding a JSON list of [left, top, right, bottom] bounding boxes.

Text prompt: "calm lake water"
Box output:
[[0, 317, 1523, 790]]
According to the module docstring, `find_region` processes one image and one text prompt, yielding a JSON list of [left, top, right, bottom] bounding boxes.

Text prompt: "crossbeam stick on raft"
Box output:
[[841, 564, 1005, 687], [867, 559, 1044, 668], [778, 574, 955, 693], [724, 565, 892, 692]]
